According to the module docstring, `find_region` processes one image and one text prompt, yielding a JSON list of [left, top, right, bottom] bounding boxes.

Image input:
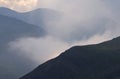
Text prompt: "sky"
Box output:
[[0, 0, 38, 12], [1, 0, 120, 64]]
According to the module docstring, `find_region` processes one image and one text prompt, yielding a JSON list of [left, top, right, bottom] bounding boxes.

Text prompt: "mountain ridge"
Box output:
[[0, 14, 45, 44], [20, 36, 120, 79], [0, 7, 61, 27]]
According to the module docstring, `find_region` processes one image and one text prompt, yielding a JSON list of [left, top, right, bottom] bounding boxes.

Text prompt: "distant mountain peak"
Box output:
[[0, 7, 11, 10], [0, 7, 61, 27], [0, 15, 45, 44], [0, 7, 18, 13]]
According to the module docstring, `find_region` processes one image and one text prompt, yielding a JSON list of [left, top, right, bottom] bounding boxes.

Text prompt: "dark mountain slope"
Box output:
[[20, 36, 120, 79]]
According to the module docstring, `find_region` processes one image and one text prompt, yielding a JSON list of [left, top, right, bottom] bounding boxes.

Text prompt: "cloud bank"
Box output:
[[7, 0, 120, 64], [9, 36, 69, 63], [37, 0, 120, 42]]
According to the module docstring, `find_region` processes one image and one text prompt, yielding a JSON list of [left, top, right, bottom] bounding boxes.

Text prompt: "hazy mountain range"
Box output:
[[0, 7, 120, 79], [0, 14, 46, 79], [20, 36, 120, 79], [0, 7, 58, 79], [0, 7, 61, 27]]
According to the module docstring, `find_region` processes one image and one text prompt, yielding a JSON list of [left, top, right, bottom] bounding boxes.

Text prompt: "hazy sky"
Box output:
[[1, 0, 120, 64], [0, 0, 38, 12]]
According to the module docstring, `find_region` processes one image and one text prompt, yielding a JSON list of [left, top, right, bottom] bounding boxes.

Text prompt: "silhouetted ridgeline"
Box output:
[[20, 36, 120, 79]]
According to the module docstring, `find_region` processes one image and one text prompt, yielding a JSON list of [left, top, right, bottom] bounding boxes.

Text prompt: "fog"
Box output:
[[8, 0, 120, 64]]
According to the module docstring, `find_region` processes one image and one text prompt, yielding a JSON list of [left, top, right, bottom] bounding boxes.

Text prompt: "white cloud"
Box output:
[[0, 0, 38, 12], [9, 31, 114, 64], [40, 0, 119, 42], [6, 0, 120, 64], [9, 36, 69, 64]]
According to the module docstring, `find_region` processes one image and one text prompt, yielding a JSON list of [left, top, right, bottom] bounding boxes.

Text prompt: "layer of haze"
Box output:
[[1, 0, 120, 64]]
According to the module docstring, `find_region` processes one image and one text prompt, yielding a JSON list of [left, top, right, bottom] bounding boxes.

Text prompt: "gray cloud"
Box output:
[[9, 36, 69, 64], [37, 0, 120, 42], [9, 0, 120, 64]]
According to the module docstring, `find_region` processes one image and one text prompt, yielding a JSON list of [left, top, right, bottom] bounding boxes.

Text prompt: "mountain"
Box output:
[[0, 7, 61, 27], [0, 15, 45, 79], [20, 36, 120, 79], [0, 14, 45, 44], [0, 14, 45, 50], [0, 7, 60, 79]]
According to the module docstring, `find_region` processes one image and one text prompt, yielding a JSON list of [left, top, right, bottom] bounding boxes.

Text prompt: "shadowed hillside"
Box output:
[[20, 36, 120, 79]]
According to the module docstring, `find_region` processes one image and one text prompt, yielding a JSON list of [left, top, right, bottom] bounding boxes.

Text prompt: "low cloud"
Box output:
[[9, 36, 69, 64], [38, 0, 120, 42], [9, 31, 113, 64], [8, 0, 120, 64]]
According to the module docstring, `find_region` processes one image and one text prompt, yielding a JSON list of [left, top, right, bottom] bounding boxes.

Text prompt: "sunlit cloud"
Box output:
[[0, 0, 38, 12], [9, 36, 69, 63]]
